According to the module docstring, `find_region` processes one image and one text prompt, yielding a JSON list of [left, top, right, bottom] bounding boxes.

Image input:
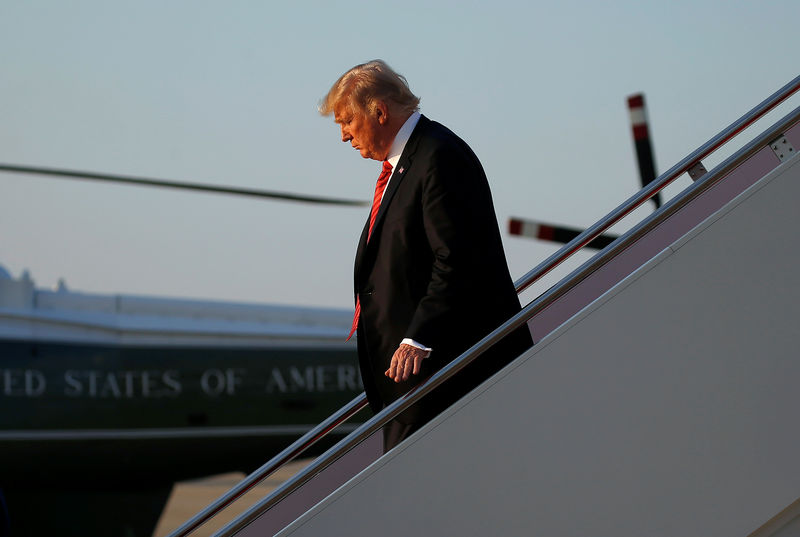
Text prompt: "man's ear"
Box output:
[[375, 101, 389, 125]]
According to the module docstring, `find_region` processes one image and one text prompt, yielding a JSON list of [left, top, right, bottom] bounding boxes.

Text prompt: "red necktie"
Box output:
[[346, 160, 393, 341]]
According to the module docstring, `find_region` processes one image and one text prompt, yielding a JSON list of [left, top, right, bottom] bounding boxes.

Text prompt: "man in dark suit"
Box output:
[[320, 60, 532, 452]]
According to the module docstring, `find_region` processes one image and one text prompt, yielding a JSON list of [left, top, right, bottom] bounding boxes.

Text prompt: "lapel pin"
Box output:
[[398, 167, 404, 174]]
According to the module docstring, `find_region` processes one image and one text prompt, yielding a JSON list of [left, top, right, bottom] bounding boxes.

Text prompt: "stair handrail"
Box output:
[[170, 74, 800, 537], [514, 74, 800, 296], [165, 393, 369, 537]]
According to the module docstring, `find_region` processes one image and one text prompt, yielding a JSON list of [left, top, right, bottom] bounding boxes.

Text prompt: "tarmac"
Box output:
[[153, 459, 312, 537]]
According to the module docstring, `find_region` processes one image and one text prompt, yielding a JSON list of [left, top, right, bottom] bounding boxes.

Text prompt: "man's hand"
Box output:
[[385, 343, 428, 383]]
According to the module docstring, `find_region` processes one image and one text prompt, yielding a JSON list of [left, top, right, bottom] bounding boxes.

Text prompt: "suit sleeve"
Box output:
[[404, 141, 501, 348]]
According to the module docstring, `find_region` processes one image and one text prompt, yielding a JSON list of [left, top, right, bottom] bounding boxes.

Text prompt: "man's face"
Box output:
[[334, 102, 391, 161]]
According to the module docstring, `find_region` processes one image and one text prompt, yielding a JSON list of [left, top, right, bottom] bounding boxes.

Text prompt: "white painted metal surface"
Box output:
[[274, 154, 800, 537], [527, 118, 800, 343], [0, 268, 352, 346]]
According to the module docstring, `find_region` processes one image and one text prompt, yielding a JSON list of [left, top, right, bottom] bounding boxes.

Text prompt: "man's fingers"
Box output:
[[400, 353, 413, 381], [385, 344, 428, 382], [413, 354, 423, 375], [387, 354, 398, 379], [396, 355, 406, 382], [393, 347, 408, 382], [386, 348, 403, 379]]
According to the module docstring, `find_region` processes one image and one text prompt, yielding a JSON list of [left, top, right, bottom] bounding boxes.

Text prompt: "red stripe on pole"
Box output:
[[508, 218, 522, 235], [632, 124, 649, 141], [538, 225, 555, 241], [627, 94, 644, 108]]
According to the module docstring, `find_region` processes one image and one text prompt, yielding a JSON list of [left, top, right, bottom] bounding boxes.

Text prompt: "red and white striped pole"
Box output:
[[508, 217, 618, 250], [627, 93, 661, 209]]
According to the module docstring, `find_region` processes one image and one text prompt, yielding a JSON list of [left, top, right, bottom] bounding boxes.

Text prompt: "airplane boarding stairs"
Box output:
[[168, 75, 800, 537]]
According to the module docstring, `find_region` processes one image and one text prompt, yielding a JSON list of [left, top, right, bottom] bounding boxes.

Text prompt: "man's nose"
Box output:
[[341, 126, 351, 142]]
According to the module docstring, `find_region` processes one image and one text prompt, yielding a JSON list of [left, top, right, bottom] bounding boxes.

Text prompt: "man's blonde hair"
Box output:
[[319, 60, 420, 117]]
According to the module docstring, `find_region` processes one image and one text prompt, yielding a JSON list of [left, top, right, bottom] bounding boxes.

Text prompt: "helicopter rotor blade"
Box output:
[[627, 93, 661, 209], [509, 94, 658, 251], [508, 217, 619, 250], [0, 164, 369, 207]]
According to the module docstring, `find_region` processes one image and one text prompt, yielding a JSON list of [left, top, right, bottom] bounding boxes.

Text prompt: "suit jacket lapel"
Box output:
[[354, 115, 430, 281], [369, 115, 428, 241]]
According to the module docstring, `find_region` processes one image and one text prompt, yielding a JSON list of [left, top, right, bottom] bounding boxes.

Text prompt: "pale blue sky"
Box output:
[[1, 0, 798, 308]]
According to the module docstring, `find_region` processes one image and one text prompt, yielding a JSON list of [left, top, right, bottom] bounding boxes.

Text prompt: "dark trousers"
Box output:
[[0, 488, 9, 537], [382, 418, 424, 453]]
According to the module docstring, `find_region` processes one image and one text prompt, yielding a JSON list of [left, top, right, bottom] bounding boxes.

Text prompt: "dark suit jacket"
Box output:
[[354, 115, 532, 424]]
